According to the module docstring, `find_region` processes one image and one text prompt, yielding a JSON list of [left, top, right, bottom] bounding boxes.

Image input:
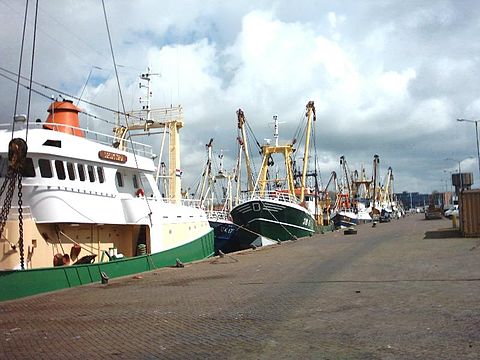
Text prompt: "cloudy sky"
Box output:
[[1, 0, 479, 194]]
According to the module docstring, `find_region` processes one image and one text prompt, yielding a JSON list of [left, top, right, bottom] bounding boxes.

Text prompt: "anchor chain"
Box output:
[[0, 170, 17, 246], [0, 138, 27, 269], [18, 174, 24, 269]]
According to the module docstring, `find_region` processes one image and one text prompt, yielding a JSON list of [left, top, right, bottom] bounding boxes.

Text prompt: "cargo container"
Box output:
[[459, 189, 480, 237]]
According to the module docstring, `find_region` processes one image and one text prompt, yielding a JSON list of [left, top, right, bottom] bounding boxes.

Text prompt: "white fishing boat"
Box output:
[[0, 76, 214, 301]]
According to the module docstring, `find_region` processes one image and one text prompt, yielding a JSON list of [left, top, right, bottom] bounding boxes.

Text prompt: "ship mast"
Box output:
[[216, 149, 233, 212], [372, 154, 380, 209], [139, 68, 158, 122], [198, 138, 214, 210], [299, 101, 315, 203], [237, 109, 255, 193]]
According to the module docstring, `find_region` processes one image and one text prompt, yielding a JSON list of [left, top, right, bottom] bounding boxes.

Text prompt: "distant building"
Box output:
[[395, 191, 429, 209], [395, 191, 454, 210]]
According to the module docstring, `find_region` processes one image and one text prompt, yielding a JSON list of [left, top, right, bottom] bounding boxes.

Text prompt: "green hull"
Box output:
[[0, 230, 214, 302], [231, 199, 316, 248]]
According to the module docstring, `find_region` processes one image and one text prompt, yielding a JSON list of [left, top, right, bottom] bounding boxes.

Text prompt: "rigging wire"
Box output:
[[292, 114, 307, 167], [0, 0, 106, 69], [291, 108, 307, 148], [0, 72, 116, 125], [12, 0, 29, 139], [0, 66, 142, 121], [243, 118, 262, 181], [24, 0, 39, 142], [313, 123, 324, 190], [101, 0, 153, 218]]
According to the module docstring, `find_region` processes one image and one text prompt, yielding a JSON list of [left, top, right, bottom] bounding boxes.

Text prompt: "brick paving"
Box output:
[[1, 214, 479, 359]]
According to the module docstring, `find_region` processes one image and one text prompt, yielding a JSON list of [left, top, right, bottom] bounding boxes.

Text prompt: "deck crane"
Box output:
[[380, 166, 394, 204], [339, 155, 357, 198], [197, 138, 214, 210], [323, 171, 338, 207], [236, 109, 256, 194], [352, 164, 373, 201], [371, 154, 381, 217]]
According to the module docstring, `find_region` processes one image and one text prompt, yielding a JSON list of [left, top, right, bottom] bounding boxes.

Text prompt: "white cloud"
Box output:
[[1, 1, 480, 193], [407, 98, 452, 132]]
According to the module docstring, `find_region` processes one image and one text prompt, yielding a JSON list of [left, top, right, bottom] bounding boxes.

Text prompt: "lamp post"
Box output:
[[457, 118, 480, 181]]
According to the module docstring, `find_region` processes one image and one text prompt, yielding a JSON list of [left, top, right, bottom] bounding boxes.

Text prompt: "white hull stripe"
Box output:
[[246, 217, 314, 233]]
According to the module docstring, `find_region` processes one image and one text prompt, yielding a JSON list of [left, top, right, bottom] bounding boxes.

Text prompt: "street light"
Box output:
[[457, 118, 480, 181]]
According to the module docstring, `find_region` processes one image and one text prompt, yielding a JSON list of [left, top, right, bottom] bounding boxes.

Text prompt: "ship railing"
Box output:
[[179, 198, 203, 208], [161, 197, 203, 208], [126, 106, 183, 123], [162, 198, 230, 220], [205, 210, 230, 221], [1, 122, 153, 158], [240, 190, 299, 204]]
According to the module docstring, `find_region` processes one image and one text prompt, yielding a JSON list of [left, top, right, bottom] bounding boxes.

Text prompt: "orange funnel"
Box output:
[[44, 100, 84, 137]]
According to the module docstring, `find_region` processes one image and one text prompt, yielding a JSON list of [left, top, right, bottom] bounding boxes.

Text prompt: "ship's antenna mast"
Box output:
[[139, 67, 160, 122], [273, 114, 279, 147], [218, 149, 225, 176]]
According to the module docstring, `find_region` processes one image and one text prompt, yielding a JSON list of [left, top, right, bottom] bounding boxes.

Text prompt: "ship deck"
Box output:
[[1, 214, 479, 359]]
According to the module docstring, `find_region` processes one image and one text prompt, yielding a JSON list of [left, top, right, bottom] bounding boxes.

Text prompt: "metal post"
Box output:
[[457, 118, 480, 183], [475, 121, 480, 181], [458, 160, 463, 193]]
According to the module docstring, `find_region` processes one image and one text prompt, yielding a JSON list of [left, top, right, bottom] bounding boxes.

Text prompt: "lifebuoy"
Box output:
[[136, 188, 145, 197]]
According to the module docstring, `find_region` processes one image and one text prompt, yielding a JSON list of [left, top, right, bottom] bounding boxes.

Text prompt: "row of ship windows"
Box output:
[[0, 157, 105, 183], [0, 156, 138, 189]]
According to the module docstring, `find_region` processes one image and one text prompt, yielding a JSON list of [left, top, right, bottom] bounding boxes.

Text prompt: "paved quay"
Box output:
[[1, 214, 479, 359]]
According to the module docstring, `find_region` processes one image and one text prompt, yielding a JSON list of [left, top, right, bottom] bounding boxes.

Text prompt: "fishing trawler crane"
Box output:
[[321, 170, 338, 223], [379, 166, 394, 204], [299, 101, 315, 203], [233, 136, 243, 206], [255, 115, 295, 198], [371, 154, 381, 212], [339, 155, 354, 200], [237, 109, 255, 193], [216, 149, 234, 212], [352, 164, 372, 200], [198, 138, 214, 210]]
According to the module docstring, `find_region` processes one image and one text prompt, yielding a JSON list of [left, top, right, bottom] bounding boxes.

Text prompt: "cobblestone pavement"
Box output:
[[1, 214, 479, 359]]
